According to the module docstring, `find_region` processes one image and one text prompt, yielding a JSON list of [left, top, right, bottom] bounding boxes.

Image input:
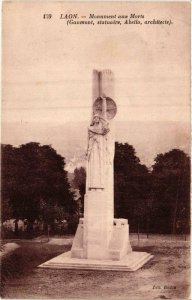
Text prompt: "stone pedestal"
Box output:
[[71, 185, 132, 260], [83, 190, 113, 260], [71, 217, 132, 261]]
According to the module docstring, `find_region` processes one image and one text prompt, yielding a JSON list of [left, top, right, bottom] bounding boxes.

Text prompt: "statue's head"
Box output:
[[92, 114, 100, 125]]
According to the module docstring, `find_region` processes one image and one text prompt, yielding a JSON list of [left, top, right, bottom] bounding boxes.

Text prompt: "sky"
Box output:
[[2, 1, 190, 169]]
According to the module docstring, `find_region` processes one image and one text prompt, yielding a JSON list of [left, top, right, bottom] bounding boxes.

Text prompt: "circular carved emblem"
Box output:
[[93, 97, 117, 120]]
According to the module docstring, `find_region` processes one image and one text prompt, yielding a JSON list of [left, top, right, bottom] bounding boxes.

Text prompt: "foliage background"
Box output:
[[2, 142, 188, 234]]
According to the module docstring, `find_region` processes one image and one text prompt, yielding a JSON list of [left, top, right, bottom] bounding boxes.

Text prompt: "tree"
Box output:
[[151, 149, 190, 234], [114, 142, 151, 232], [72, 167, 86, 214], [1, 143, 76, 222], [1, 144, 18, 221]]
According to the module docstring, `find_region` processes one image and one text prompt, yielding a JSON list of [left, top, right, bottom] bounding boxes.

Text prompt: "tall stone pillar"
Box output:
[[83, 70, 115, 259], [71, 69, 132, 260]]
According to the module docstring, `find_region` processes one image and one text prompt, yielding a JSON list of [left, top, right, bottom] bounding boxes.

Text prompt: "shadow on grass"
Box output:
[[1, 242, 70, 297], [132, 245, 155, 252]]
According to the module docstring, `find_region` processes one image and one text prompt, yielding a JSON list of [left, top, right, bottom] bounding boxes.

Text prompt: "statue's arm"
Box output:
[[88, 127, 103, 135], [99, 116, 109, 125], [89, 128, 109, 135], [88, 123, 110, 136]]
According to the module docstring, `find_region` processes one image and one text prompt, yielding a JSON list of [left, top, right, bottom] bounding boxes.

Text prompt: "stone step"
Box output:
[[39, 259, 152, 271], [126, 252, 154, 270], [129, 254, 154, 271], [39, 251, 154, 272]]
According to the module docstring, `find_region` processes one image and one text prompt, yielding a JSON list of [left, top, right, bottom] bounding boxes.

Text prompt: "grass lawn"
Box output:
[[1, 235, 190, 300]]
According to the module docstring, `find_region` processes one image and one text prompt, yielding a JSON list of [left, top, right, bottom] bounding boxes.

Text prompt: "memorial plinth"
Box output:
[[39, 70, 153, 271]]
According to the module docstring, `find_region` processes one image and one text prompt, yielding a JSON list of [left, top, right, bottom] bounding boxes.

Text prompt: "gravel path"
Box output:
[[2, 237, 190, 300]]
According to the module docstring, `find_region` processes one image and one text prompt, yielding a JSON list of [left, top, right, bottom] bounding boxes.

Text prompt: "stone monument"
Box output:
[[71, 69, 132, 260], [39, 70, 153, 271]]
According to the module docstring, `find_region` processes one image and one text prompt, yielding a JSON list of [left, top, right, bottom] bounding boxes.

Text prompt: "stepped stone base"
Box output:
[[38, 251, 154, 272], [71, 218, 132, 260]]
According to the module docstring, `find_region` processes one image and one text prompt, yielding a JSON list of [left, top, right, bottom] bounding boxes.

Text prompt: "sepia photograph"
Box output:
[[1, 1, 190, 299]]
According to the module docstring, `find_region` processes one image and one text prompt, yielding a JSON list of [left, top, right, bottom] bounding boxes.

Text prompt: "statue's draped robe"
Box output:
[[87, 120, 114, 190]]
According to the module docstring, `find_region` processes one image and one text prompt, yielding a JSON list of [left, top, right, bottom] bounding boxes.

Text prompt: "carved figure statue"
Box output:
[[86, 113, 111, 190]]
